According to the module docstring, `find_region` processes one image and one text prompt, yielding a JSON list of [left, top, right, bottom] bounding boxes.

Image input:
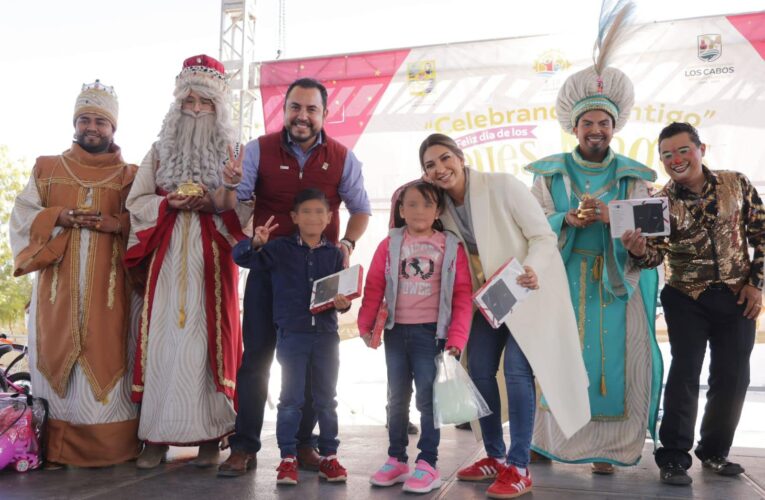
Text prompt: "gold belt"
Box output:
[[572, 248, 610, 396]]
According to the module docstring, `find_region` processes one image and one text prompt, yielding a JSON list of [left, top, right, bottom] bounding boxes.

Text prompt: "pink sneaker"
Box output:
[[369, 457, 409, 487], [402, 459, 442, 493]]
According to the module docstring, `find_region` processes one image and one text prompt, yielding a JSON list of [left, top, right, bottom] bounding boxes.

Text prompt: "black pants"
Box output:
[[228, 268, 317, 454], [655, 284, 755, 469]]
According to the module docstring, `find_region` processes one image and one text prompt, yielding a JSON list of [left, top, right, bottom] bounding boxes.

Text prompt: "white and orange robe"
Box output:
[[9, 143, 141, 466]]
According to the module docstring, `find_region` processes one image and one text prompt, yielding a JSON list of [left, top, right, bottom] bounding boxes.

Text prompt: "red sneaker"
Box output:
[[487, 465, 533, 499], [457, 456, 505, 481], [319, 455, 348, 482], [276, 456, 298, 485]]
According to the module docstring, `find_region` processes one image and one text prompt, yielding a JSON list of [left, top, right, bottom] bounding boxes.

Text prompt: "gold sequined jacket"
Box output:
[[635, 168, 765, 299]]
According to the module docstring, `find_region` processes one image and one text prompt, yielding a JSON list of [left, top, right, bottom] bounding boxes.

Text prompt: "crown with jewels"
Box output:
[[174, 54, 229, 98], [73, 78, 119, 129]]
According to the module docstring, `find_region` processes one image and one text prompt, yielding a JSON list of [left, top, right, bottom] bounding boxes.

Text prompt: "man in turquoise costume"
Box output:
[[524, 2, 662, 475]]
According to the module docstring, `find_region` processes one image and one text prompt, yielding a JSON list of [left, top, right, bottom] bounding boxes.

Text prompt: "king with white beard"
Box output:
[[125, 55, 245, 469]]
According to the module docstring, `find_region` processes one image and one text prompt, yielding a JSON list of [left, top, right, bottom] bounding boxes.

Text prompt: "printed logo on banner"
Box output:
[[697, 34, 722, 62], [533, 50, 571, 77], [685, 33, 734, 81], [408, 60, 436, 96]]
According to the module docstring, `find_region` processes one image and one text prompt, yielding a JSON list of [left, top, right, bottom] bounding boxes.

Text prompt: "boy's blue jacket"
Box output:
[[232, 233, 344, 332]]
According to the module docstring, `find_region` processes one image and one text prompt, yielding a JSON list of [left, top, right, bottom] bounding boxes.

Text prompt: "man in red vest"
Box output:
[[219, 78, 370, 476]]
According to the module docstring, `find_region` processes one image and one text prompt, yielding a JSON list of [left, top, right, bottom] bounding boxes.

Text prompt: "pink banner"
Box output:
[[259, 49, 410, 149]]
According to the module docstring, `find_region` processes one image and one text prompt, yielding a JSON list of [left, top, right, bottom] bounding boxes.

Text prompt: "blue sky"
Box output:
[[0, 0, 762, 166]]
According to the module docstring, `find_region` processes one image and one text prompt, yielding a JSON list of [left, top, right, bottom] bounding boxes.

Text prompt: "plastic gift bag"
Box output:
[[0, 393, 48, 472], [432, 353, 492, 428]]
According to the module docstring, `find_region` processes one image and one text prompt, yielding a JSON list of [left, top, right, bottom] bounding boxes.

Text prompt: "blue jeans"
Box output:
[[229, 269, 316, 453], [275, 329, 340, 457], [385, 323, 443, 467], [467, 312, 535, 468]]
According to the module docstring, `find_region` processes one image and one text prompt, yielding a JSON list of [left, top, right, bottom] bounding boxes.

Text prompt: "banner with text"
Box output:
[[258, 12, 765, 202]]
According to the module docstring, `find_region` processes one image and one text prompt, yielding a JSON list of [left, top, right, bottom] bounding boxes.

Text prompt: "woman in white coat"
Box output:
[[419, 134, 589, 498]]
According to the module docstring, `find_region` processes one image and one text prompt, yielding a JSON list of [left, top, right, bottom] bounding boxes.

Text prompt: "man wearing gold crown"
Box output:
[[524, 2, 662, 475], [124, 55, 244, 469], [9, 81, 141, 468]]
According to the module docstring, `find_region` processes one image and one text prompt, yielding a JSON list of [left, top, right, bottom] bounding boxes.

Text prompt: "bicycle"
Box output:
[[0, 334, 31, 394]]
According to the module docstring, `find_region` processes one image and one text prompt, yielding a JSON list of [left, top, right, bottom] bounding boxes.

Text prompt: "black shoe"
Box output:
[[407, 421, 419, 435], [702, 456, 745, 476], [660, 463, 692, 486]]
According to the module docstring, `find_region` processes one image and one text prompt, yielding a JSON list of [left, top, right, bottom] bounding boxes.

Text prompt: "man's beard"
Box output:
[[288, 118, 320, 144], [155, 110, 224, 192], [76, 132, 111, 154]]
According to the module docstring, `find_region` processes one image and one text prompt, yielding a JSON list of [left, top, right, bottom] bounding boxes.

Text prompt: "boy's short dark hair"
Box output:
[[658, 122, 702, 150], [293, 187, 330, 211]]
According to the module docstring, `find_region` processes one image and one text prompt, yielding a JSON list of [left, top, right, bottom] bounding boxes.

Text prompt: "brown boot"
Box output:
[[530, 450, 551, 463], [217, 450, 257, 477], [296, 447, 321, 471], [591, 462, 615, 475]]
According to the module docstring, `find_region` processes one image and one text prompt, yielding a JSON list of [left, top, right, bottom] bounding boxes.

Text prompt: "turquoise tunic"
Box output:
[[526, 148, 663, 461]]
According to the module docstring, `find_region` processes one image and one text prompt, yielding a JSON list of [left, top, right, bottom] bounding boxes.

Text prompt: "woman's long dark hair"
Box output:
[[393, 181, 444, 232]]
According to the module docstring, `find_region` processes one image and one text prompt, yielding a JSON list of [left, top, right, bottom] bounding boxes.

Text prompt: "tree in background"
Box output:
[[0, 146, 32, 334]]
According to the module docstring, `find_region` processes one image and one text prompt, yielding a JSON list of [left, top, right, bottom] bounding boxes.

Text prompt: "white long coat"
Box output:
[[440, 168, 590, 438]]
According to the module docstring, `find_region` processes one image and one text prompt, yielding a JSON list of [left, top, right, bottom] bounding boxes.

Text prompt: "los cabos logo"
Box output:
[[697, 34, 722, 62], [533, 50, 571, 77], [685, 34, 733, 80]]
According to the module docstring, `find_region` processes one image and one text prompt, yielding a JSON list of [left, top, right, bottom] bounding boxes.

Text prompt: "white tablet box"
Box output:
[[608, 197, 670, 239], [472, 257, 532, 329], [309, 264, 364, 314]]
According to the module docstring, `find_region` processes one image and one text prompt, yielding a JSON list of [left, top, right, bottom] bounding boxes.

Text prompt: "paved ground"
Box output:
[[2, 339, 764, 498], [2, 424, 764, 500]]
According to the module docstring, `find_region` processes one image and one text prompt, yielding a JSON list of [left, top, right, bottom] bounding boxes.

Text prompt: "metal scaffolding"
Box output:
[[219, 0, 259, 143]]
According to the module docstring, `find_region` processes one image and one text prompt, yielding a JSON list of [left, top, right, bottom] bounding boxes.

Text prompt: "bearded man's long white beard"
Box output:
[[155, 110, 226, 192]]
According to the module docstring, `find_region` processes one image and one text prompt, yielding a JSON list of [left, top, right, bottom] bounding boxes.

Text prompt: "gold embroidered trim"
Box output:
[[78, 184, 104, 399], [615, 164, 656, 177], [139, 252, 158, 386], [59, 155, 126, 189], [50, 263, 59, 303], [572, 249, 612, 399], [212, 241, 236, 390], [577, 258, 587, 348], [36, 177, 124, 192], [81, 187, 97, 333], [78, 357, 123, 403], [594, 255, 608, 397], [571, 148, 615, 170], [572, 179, 617, 202], [50, 215, 83, 398], [107, 238, 118, 309], [178, 211, 192, 328], [590, 412, 629, 421]]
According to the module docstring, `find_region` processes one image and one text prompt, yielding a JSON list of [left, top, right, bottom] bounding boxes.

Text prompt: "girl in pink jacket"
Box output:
[[358, 181, 472, 494]]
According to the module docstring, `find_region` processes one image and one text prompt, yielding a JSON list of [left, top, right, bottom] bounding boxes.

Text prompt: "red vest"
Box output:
[[255, 131, 346, 243]]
